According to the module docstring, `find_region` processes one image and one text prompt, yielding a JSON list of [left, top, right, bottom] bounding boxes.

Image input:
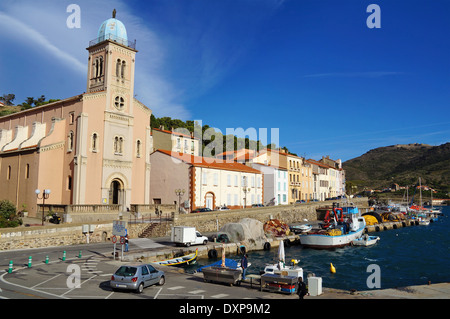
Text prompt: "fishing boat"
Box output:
[[299, 206, 366, 249], [262, 240, 303, 278], [290, 224, 312, 234], [154, 248, 198, 266], [418, 218, 430, 226], [351, 234, 380, 247]]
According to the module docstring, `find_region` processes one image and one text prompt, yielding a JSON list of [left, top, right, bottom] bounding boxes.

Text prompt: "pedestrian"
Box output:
[[297, 277, 307, 299], [124, 234, 129, 252], [241, 254, 248, 280]]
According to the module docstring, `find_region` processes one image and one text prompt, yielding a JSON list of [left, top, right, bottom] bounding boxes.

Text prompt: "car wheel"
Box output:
[[186, 242, 191, 247], [136, 282, 144, 293], [203, 240, 208, 245], [158, 276, 165, 286]]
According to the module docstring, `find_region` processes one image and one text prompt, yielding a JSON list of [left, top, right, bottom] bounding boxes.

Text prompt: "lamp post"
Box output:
[[35, 189, 51, 226], [174, 189, 185, 213]]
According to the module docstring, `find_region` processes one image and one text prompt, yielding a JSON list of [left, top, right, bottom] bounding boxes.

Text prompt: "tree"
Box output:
[[0, 200, 22, 228], [0, 94, 16, 106]]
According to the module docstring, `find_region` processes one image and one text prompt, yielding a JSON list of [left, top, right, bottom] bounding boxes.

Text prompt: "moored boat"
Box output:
[[154, 248, 198, 266], [299, 205, 366, 249], [290, 224, 312, 234], [351, 234, 380, 246], [262, 239, 303, 278]]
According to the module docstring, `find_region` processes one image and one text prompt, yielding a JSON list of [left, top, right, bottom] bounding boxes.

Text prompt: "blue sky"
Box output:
[[1, 0, 449, 161]]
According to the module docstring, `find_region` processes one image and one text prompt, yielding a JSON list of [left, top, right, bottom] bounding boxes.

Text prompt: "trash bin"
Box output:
[[308, 276, 322, 296]]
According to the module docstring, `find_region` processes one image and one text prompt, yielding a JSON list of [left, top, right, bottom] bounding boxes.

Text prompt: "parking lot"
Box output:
[[0, 252, 295, 300]]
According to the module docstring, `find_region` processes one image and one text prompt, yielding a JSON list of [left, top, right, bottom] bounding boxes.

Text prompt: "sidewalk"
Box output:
[[309, 282, 450, 299]]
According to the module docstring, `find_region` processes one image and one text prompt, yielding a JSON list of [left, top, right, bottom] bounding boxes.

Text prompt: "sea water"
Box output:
[[188, 206, 449, 291]]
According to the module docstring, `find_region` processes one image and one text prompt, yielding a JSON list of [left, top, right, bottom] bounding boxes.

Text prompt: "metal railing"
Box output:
[[89, 34, 136, 50]]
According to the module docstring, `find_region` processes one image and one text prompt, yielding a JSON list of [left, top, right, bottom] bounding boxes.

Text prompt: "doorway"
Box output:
[[109, 179, 123, 205]]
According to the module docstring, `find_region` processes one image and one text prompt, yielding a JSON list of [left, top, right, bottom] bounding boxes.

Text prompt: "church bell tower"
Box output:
[[86, 9, 137, 115]]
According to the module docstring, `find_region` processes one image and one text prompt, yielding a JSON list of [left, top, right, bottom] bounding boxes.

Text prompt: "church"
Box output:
[[0, 12, 152, 217]]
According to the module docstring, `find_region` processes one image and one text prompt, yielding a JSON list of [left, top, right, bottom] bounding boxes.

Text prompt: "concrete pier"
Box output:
[[365, 219, 424, 233]]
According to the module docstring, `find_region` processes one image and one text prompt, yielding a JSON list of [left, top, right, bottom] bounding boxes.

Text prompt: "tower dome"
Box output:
[[97, 9, 128, 44]]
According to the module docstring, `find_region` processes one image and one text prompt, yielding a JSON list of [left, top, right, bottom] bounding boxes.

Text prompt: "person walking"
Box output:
[[241, 254, 248, 280], [297, 277, 307, 299], [124, 234, 129, 252]]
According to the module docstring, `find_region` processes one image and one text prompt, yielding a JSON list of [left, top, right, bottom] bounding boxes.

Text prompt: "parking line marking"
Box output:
[[153, 287, 162, 299], [167, 286, 185, 290], [189, 289, 206, 294], [31, 274, 62, 289]]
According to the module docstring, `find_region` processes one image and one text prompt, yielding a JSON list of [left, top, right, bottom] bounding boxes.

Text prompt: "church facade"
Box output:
[[0, 14, 152, 217]]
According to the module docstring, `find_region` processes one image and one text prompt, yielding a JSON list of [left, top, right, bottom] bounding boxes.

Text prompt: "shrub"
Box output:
[[0, 200, 22, 228]]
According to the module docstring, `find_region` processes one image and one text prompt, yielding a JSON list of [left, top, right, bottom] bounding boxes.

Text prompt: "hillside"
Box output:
[[343, 143, 450, 191]]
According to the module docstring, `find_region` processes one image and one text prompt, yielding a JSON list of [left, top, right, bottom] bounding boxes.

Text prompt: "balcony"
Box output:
[[89, 34, 136, 50]]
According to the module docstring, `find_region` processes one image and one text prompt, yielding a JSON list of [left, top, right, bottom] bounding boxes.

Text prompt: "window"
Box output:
[[213, 173, 218, 186], [68, 131, 74, 152], [202, 172, 207, 185], [114, 136, 124, 154], [114, 96, 125, 110], [227, 174, 231, 187], [67, 176, 72, 190], [7, 165, 11, 180], [116, 59, 126, 79], [234, 175, 238, 186], [25, 164, 29, 179], [92, 133, 98, 152], [69, 112, 74, 124], [136, 139, 141, 157]]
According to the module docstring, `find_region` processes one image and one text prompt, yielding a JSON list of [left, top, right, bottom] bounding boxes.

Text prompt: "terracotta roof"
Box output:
[[155, 149, 262, 174]]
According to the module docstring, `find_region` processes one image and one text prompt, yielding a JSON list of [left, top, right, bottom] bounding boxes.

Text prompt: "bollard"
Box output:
[[45, 255, 49, 264], [8, 260, 13, 273], [78, 251, 82, 258], [62, 251, 66, 261], [28, 256, 32, 268]]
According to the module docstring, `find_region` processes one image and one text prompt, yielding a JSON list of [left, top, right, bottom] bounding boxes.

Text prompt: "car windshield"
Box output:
[[115, 266, 137, 277]]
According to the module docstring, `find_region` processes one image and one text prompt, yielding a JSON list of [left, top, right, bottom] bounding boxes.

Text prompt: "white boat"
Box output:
[[299, 206, 366, 249], [418, 218, 430, 226], [263, 240, 303, 278], [352, 234, 380, 246], [290, 224, 312, 234]]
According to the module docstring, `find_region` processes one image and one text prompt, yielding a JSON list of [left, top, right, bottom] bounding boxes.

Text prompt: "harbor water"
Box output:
[[187, 206, 449, 292]]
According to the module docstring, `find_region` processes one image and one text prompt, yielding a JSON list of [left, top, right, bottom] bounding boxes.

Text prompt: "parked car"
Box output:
[[110, 264, 165, 293], [191, 207, 212, 213], [215, 205, 230, 211], [252, 204, 264, 207]]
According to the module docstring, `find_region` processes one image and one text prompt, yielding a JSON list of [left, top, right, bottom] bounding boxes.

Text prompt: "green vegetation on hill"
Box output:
[[343, 143, 450, 195], [150, 114, 294, 157]]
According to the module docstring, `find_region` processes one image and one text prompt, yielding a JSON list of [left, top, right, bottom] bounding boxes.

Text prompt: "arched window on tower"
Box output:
[[116, 59, 121, 77], [99, 56, 103, 77], [121, 60, 126, 79]]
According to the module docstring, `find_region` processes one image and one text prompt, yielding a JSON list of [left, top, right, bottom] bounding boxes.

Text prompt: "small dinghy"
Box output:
[[154, 249, 198, 266], [290, 224, 312, 234], [351, 234, 380, 247]]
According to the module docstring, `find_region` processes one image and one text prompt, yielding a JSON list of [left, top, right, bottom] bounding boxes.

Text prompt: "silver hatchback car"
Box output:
[[110, 264, 165, 293]]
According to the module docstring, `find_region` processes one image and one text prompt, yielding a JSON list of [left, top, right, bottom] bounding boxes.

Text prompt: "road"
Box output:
[[0, 239, 296, 300]]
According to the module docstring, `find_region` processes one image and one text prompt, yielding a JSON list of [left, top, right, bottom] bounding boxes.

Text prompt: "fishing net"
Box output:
[[263, 219, 291, 237], [217, 218, 267, 249]]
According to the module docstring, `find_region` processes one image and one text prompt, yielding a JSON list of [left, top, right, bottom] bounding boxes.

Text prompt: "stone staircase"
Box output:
[[138, 222, 172, 238]]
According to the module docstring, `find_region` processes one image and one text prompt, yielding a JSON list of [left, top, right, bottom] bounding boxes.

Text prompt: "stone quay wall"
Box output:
[[0, 199, 369, 251]]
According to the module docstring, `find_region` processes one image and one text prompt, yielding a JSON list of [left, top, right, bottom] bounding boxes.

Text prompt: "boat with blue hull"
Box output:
[[299, 205, 366, 249]]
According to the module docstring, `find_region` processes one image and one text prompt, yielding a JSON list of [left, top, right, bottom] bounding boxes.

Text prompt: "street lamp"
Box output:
[[35, 189, 51, 226], [174, 189, 185, 213]]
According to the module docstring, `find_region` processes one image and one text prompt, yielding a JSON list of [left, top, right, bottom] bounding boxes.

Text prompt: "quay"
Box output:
[[364, 219, 423, 233]]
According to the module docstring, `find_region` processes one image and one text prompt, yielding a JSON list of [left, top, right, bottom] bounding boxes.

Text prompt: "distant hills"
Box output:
[[343, 143, 450, 192]]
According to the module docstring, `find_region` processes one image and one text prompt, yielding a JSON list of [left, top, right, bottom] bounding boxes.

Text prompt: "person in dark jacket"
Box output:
[[241, 254, 248, 280], [297, 277, 307, 299]]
